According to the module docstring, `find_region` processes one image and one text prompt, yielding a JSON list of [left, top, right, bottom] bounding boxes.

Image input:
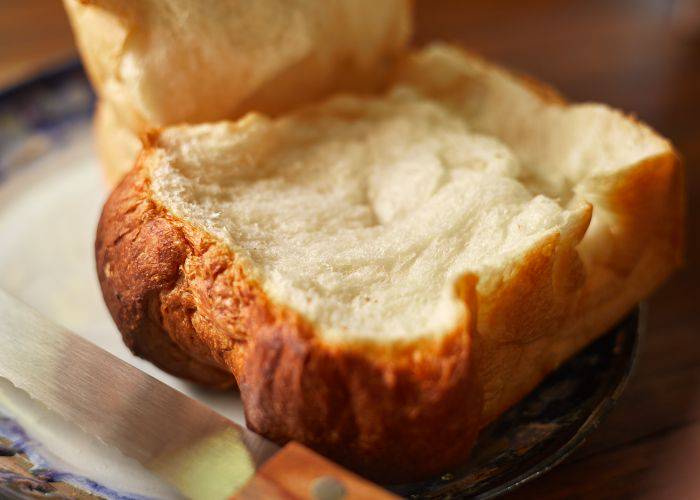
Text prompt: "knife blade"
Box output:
[[0, 290, 398, 500], [0, 288, 278, 499]]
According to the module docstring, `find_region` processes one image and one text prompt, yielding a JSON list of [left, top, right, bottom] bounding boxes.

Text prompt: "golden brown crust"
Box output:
[[240, 309, 482, 482], [475, 222, 590, 423], [95, 166, 236, 387], [95, 165, 483, 482]]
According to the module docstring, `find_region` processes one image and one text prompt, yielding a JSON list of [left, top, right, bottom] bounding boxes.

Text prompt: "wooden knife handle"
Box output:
[[233, 441, 398, 500]]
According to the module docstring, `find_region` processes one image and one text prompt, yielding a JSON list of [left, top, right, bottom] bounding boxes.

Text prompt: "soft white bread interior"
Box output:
[[145, 44, 682, 424], [150, 92, 589, 345], [64, 0, 412, 155]]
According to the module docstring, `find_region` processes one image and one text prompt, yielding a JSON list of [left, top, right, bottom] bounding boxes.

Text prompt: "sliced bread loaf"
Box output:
[[95, 44, 683, 480]]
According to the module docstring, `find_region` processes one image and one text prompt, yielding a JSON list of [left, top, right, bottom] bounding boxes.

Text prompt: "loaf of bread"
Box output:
[[95, 44, 683, 480], [63, 0, 413, 181]]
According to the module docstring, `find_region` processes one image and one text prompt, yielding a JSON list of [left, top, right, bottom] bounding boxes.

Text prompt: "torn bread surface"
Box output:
[[149, 88, 590, 346]]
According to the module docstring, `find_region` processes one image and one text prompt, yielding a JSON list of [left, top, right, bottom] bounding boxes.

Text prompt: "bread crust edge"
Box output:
[[95, 165, 483, 482]]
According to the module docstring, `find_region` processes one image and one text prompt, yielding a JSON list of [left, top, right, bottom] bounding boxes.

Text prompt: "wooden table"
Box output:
[[0, 1, 76, 90], [1, 1, 698, 498]]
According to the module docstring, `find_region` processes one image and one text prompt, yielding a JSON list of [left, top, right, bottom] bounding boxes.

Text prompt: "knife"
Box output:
[[0, 289, 395, 499]]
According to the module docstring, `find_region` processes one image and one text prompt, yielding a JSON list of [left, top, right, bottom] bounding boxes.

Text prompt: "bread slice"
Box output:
[[95, 44, 683, 480], [63, 0, 413, 180]]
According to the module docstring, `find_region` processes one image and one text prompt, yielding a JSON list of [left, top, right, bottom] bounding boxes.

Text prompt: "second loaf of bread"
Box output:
[[64, 0, 413, 180]]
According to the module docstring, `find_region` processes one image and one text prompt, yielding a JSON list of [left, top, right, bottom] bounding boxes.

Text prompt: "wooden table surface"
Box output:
[[1, 1, 698, 498]]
